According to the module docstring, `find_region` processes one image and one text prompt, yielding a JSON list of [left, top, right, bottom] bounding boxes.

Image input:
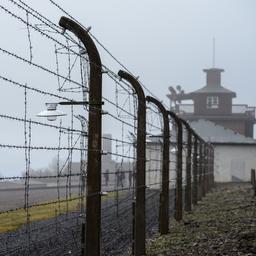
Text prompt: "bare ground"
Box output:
[[146, 183, 256, 256]]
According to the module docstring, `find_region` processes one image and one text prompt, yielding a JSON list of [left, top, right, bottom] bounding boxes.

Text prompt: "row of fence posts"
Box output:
[[171, 116, 215, 224], [57, 16, 215, 256]]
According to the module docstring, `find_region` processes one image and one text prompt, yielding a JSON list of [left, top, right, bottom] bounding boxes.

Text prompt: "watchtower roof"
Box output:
[[191, 68, 236, 97]]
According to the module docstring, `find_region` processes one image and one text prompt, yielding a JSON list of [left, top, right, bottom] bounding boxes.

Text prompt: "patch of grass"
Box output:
[[0, 197, 81, 233], [0, 191, 124, 233]]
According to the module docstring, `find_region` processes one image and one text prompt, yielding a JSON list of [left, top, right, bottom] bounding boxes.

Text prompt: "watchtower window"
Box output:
[[207, 96, 219, 109]]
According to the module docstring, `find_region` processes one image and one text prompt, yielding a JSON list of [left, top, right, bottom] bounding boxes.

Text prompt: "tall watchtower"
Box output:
[[168, 68, 256, 138]]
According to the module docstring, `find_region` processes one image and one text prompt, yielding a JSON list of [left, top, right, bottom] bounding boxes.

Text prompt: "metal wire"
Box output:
[[0, 2, 213, 256]]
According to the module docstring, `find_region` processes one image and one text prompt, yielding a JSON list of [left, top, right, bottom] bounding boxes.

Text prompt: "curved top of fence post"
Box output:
[[191, 129, 202, 143], [118, 70, 145, 102], [146, 96, 166, 115], [191, 128, 197, 138], [167, 110, 183, 152], [180, 118, 191, 132], [146, 96, 169, 133], [146, 95, 170, 234], [174, 117, 199, 143], [167, 110, 182, 129], [59, 16, 102, 256], [118, 69, 146, 255], [59, 16, 102, 81]]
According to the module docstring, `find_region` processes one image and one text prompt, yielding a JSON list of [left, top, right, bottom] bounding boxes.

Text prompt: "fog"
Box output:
[[1, 0, 256, 176]]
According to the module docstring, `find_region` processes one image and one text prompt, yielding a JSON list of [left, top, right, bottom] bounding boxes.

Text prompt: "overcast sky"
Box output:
[[1, 0, 256, 175], [56, 0, 256, 105], [17, 0, 256, 105]]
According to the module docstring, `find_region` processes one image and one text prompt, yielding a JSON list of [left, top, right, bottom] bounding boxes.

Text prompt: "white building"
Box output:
[[190, 119, 256, 182]]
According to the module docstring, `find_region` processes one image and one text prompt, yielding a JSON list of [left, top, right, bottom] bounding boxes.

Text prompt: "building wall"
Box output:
[[146, 143, 162, 189], [245, 120, 254, 138], [193, 93, 232, 115], [145, 142, 188, 189], [214, 144, 256, 182]]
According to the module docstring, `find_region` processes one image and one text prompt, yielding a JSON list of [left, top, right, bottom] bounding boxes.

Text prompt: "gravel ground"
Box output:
[[0, 212, 83, 256], [3, 183, 240, 256], [147, 183, 256, 256]]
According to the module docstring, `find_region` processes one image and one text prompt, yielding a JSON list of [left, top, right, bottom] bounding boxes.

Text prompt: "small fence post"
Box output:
[[181, 120, 192, 212], [176, 120, 183, 221], [210, 145, 215, 189], [198, 140, 203, 201], [146, 96, 170, 234], [192, 134, 198, 205], [168, 111, 183, 221], [207, 143, 212, 192], [251, 169, 256, 196], [205, 144, 209, 194], [118, 70, 146, 256], [201, 142, 206, 198], [81, 223, 85, 255], [132, 201, 135, 255]]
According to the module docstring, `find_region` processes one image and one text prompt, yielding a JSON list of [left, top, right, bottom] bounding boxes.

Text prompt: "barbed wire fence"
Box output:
[[0, 1, 215, 256], [0, 1, 90, 255], [145, 102, 164, 239]]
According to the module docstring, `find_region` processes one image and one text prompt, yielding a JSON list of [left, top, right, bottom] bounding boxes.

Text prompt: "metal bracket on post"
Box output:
[[146, 96, 170, 234], [59, 16, 102, 256], [168, 111, 183, 222], [118, 70, 146, 256]]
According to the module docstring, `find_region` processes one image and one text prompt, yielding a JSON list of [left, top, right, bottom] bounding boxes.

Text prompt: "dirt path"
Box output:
[[146, 183, 256, 256]]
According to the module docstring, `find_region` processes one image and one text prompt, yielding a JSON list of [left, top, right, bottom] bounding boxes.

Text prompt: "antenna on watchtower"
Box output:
[[212, 37, 215, 68]]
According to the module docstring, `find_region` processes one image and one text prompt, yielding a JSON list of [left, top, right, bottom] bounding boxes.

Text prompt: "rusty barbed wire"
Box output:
[[0, 2, 214, 256]]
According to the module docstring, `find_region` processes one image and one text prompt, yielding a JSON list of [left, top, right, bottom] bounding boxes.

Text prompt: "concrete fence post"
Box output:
[[146, 96, 170, 234], [181, 119, 192, 212], [59, 16, 103, 256], [118, 70, 146, 256], [168, 111, 183, 221], [198, 140, 203, 201]]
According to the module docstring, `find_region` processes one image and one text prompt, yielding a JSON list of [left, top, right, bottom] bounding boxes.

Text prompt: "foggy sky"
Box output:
[[1, 0, 256, 175], [57, 0, 256, 105], [12, 0, 255, 105]]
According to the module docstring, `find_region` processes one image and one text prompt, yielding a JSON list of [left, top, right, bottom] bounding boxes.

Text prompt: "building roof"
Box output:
[[190, 68, 236, 97], [189, 119, 256, 144], [191, 85, 236, 95]]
